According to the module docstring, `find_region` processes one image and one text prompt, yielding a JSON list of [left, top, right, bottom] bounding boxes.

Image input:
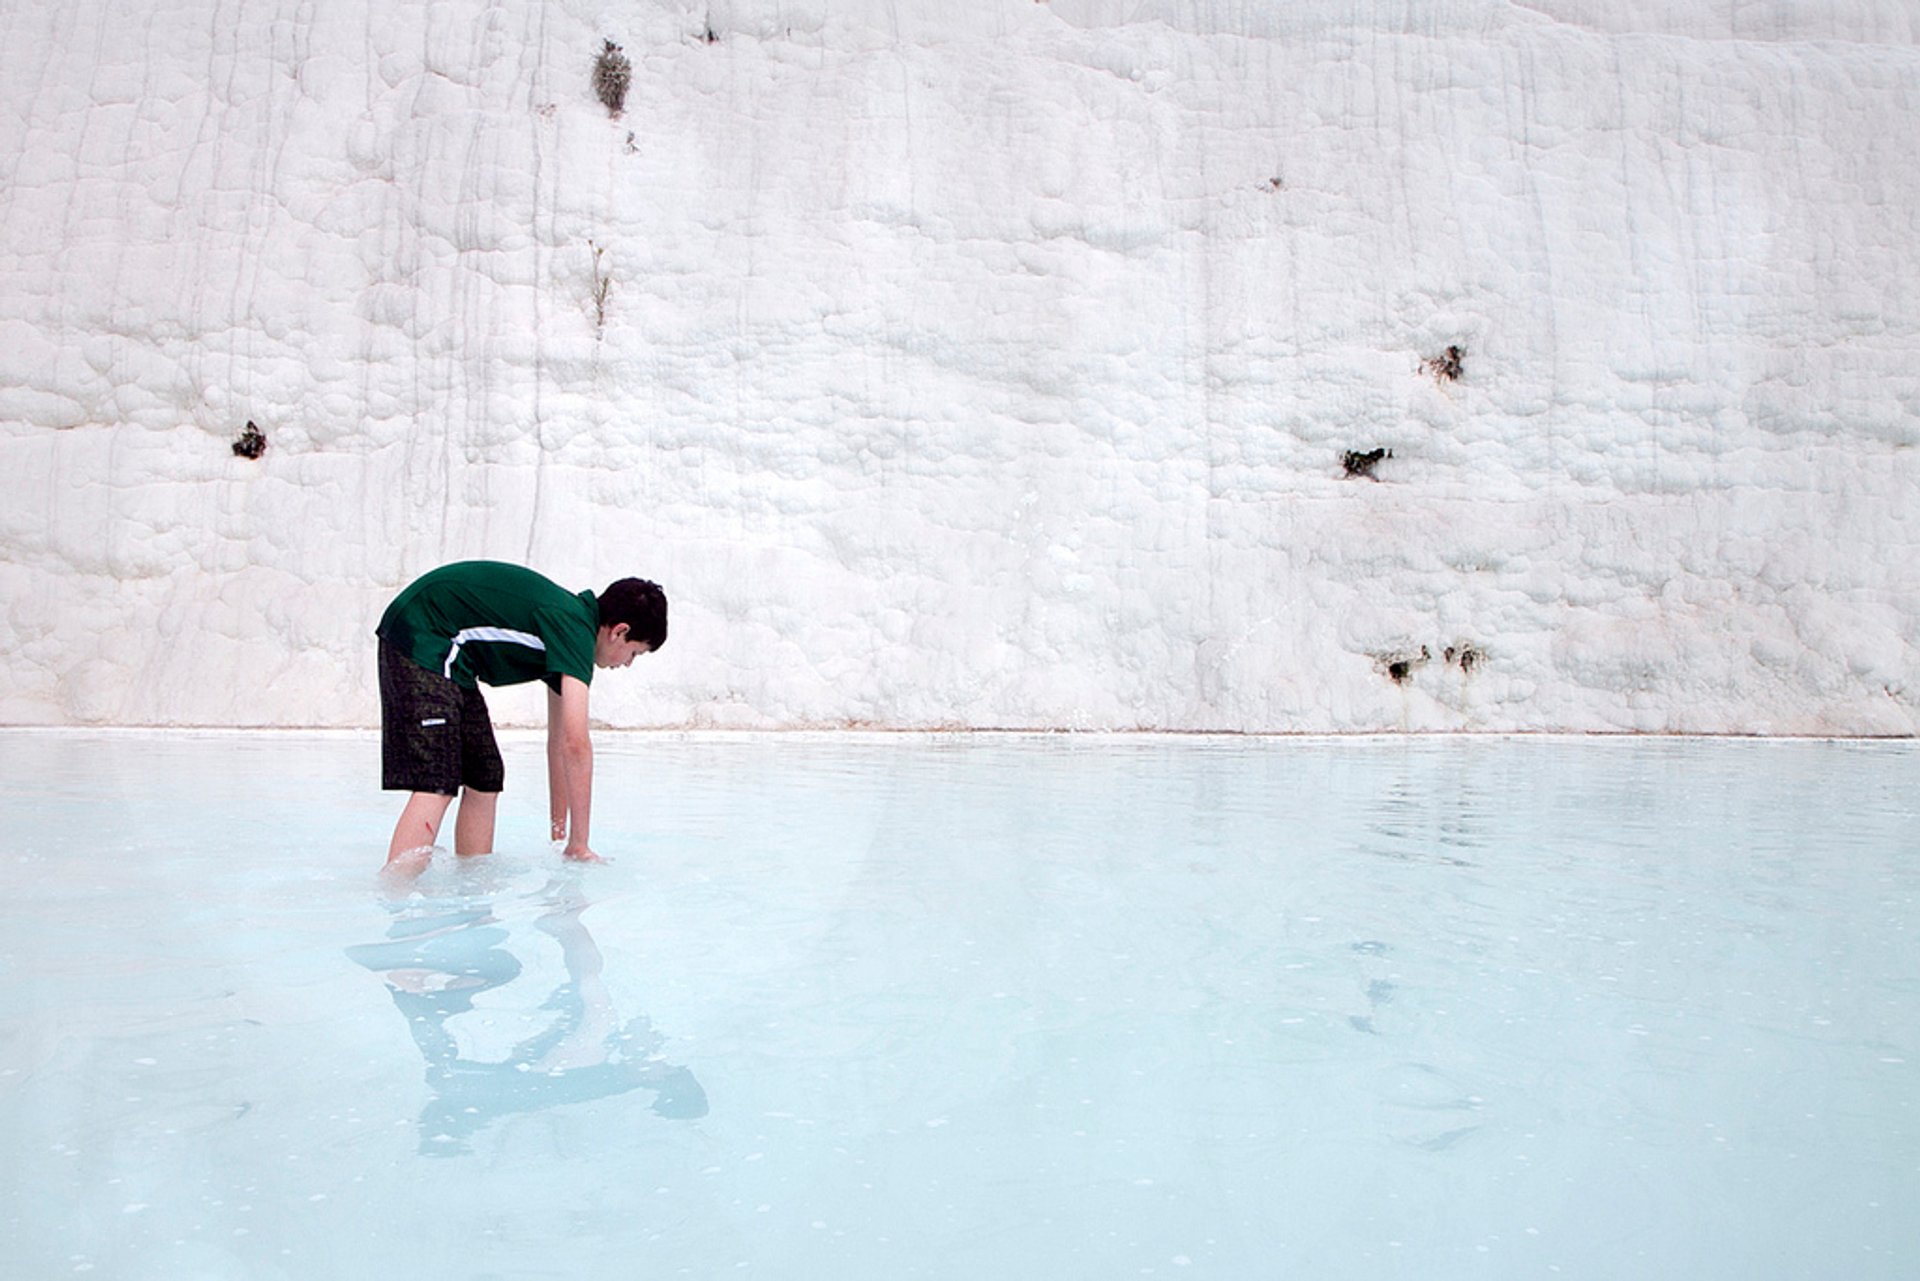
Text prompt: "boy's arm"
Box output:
[[546, 675, 600, 861], [546, 685, 570, 842]]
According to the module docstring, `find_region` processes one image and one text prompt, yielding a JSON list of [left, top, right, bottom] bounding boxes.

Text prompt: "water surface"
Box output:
[[0, 731, 1913, 1279]]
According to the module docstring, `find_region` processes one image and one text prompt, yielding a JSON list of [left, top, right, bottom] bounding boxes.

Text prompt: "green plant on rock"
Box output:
[[593, 40, 631, 117], [1342, 447, 1391, 480], [232, 420, 266, 459]]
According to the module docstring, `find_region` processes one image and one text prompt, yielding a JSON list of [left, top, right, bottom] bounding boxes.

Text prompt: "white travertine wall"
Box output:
[[1, 0, 1916, 732]]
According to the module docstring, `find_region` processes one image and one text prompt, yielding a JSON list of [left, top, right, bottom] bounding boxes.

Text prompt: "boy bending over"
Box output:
[[375, 561, 667, 869]]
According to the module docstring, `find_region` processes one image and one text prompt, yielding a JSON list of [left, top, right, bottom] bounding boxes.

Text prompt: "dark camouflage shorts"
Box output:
[[378, 640, 505, 795]]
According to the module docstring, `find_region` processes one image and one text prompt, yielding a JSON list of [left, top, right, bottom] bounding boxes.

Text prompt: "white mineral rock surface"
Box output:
[[2, 1, 1915, 732]]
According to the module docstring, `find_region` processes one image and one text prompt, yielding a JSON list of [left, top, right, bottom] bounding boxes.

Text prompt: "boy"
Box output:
[[375, 561, 667, 869]]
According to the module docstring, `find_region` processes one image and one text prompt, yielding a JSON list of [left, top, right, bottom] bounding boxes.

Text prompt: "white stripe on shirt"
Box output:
[[444, 626, 546, 679]]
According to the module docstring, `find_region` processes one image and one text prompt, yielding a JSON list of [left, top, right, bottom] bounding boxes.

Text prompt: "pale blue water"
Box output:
[[0, 731, 1914, 1279]]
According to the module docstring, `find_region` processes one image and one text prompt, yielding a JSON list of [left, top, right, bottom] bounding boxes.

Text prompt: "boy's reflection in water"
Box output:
[[349, 873, 706, 1156]]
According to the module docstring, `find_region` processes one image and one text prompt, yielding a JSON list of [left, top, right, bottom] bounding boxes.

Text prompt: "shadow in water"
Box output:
[[347, 869, 705, 1156]]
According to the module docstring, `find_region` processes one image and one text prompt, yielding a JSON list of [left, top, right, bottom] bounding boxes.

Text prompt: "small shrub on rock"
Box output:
[[1422, 345, 1464, 382], [1342, 447, 1391, 480], [593, 41, 632, 117], [232, 420, 266, 459]]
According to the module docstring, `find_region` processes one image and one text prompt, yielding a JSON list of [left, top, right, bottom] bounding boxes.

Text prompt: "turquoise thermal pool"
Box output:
[[0, 731, 1914, 1279]]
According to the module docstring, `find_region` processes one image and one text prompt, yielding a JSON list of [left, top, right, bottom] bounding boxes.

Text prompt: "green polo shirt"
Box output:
[[376, 561, 598, 692]]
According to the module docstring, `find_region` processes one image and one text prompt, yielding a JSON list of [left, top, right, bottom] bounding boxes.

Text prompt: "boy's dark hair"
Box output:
[[599, 578, 668, 652]]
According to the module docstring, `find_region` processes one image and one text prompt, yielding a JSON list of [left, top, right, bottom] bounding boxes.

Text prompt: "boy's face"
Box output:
[[595, 624, 652, 669]]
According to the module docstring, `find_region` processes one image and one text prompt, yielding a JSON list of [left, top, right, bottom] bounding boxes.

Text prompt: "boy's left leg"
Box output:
[[454, 789, 499, 856], [452, 681, 505, 856]]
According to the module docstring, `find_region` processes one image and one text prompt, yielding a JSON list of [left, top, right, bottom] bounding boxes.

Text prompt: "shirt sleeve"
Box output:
[[534, 606, 596, 689]]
